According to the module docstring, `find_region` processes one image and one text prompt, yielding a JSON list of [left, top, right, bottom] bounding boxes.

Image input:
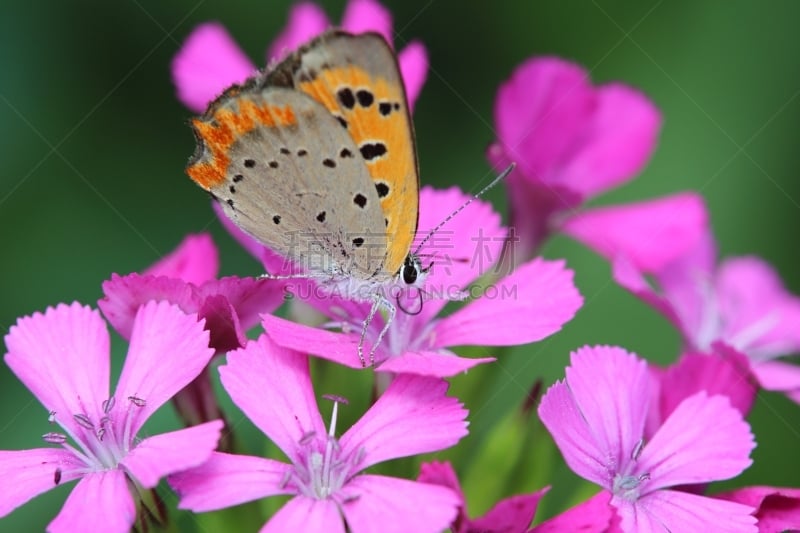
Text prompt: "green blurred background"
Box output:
[[2, 0, 799, 530]]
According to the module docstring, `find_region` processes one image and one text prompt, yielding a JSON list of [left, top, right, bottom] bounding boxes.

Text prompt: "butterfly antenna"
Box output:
[[413, 163, 515, 255]]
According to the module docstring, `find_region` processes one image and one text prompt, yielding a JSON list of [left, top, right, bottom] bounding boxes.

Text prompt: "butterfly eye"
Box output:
[[401, 255, 422, 285]]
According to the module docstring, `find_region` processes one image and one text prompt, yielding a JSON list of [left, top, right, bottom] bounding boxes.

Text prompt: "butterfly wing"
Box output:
[[268, 31, 420, 276], [187, 83, 388, 281]]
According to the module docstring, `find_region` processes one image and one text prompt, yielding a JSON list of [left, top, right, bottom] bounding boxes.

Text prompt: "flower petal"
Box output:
[[655, 346, 757, 423], [171, 452, 292, 512], [4, 303, 110, 435], [0, 448, 81, 517], [470, 488, 547, 533], [416, 186, 505, 322], [566, 347, 651, 475], [652, 230, 717, 343], [340, 376, 467, 469], [561, 193, 708, 272], [145, 233, 219, 285], [268, 2, 330, 62], [341, 474, 459, 533], [398, 41, 428, 110], [432, 258, 582, 348], [200, 276, 285, 335], [261, 313, 364, 368], [376, 350, 495, 378], [716, 485, 800, 533], [716, 256, 800, 359], [172, 22, 256, 112], [494, 57, 595, 187], [642, 392, 754, 490], [558, 83, 661, 198], [196, 294, 246, 352], [615, 489, 756, 533], [99, 273, 198, 340], [48, 470, 135, 533], [417, 461, 467, 525], [114, 301, 213, 429], [612, 256, 686, 335], [539, 346, 651, 488], [531, 491, 614, 533], [121, 420, 223, 488], [219, 333, 326, 461], [341, 0, 392, 43], [263, 495, 344, 533], [538, 380, 609, 487], [750, 359, 800, 394]]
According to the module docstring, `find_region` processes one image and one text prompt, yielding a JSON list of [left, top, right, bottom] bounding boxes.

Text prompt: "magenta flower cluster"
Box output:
[[3, 1, 800, 532]]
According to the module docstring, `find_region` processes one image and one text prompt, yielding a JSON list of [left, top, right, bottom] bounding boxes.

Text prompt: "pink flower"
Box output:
[[487, 57, 663, 259], [538, 345, 757, 533], [170, 333, 466, 532], [614, 229, 800, 404], [172, 0, 428, 113], [0, 301, 223, 533], [99, 233, 283, 353], [418, 461, 547, 533], [717, 486, 800, 533], [261, 186, 583, 377]]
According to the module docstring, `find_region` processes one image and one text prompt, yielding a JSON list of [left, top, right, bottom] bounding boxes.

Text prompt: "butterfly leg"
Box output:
[[358, 294, 396, 368], [358, 297, 381, 368], [371, 297, 396, 367]]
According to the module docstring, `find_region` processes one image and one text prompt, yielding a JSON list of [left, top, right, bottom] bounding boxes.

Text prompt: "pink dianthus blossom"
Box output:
[[614, 229, 800, 404], [99, 233, 283, 353], [488, 56, 702, 267], [538, 345, 757, 532], [170, 333, 467, 532], [0, 301, 222, 533]]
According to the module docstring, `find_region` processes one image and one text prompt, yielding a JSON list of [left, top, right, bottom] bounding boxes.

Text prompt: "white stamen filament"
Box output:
[[288, 396, 366, 502], [44, 395, 146, 475], [612, 439, 650, 502]]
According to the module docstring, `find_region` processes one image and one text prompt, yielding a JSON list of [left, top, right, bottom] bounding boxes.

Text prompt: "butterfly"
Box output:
[[185, 30, 428, 367]]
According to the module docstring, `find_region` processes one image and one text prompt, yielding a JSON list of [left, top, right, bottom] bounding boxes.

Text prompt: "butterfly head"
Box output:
[[398, 254, 430, 288]]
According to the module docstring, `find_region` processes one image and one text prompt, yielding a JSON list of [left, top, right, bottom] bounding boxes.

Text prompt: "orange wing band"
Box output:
[[186, 101, 296, 190]]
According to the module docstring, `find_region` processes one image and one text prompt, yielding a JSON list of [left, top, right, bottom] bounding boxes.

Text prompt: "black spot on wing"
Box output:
[[375, 182, 390, 198], [360, 143, 387, 161], [356, 90, 374, 107], [337, 88, 356, 109], [353, 194, 367, 208]]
